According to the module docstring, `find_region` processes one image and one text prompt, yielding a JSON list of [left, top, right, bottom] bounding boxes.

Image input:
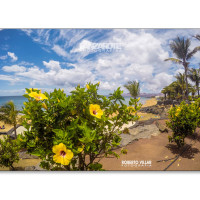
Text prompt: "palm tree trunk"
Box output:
[[197, 82, 200, 97], [184, 63, 189, 100], [14, 124, 17, 138]]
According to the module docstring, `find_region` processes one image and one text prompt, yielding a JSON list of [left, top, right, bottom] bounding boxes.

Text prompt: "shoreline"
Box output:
[[0, 98, 158, 135], [141, 97, 157, 107]]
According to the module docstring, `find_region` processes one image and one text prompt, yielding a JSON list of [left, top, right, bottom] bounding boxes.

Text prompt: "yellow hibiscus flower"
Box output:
[[127, 106, 135, 114], [52, 143, 73, 165], [86, 84, 90, 90], [175, 107, 181, 116], [29, 92, 48, 101], [89, 104, 103, 119]]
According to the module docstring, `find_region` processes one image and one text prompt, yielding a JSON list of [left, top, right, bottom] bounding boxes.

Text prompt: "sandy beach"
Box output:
[[141, 97, 157, 107], [0, 98, 158, 134]]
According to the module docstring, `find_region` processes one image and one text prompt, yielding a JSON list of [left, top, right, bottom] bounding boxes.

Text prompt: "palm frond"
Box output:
[[193, 35, 200, 41], [169, 36, 191, 60], [164, 58, 182, 64], [186, 46, 200, 60]]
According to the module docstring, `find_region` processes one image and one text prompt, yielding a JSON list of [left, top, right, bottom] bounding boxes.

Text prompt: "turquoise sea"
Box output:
[[0, 96, 149, 111]]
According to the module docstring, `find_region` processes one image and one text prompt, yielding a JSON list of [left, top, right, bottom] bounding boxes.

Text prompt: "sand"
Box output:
[[99, 122, 200, 171], [138, 98, 159, 121], [142, 97, 157, 107], [0, 121, 13, 133]]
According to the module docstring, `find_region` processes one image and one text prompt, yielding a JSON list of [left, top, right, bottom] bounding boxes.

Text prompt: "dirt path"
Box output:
[[99, 128, 200, 171]]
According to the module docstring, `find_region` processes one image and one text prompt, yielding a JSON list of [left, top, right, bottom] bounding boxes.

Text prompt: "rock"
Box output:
[[129, 124, 161, 139], [130, 118, 156, 129], [120, 133, 135, 147], [13, 167, 25, 171], [140, 105, 165, 115], [19, 151, 39, 159], [119, 123, 161, 147], [25, 166, 36, 171], [24, 164, 45, 171], [155, 120, 168, 133], [34, 163, 46, 171]]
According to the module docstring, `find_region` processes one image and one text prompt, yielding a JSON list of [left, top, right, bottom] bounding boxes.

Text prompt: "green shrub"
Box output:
[[0, 136, 20, 170], [20, 83, 142, 171], [166, 101, 198, 147]]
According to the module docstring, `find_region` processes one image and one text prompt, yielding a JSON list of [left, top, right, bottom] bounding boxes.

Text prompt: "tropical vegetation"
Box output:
[[167, 99, 200, 147], [165, 36, 200, 100], [17, 84, 141, 171], [0, 101, 20, 138], [124, 81, 140, 99]]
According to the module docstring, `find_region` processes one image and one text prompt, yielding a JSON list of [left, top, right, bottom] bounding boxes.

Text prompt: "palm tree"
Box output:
[[188, 85, 197, 98], [165, 36, 200, 99], [124, 81, 140, 99], [165, 85, 174, 100], [161, 88, 167, 100], [0, 101, 19, 138], [175, 72, 186, 99], [188, 68, 200, 96]]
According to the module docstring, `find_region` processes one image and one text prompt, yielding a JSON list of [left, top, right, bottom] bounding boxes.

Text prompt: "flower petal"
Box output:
[[66, 150, 74, 160]]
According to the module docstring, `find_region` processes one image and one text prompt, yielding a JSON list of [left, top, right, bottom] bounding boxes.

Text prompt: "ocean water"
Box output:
[[0, 96, 27, 111], [0, 96, 148, 111]]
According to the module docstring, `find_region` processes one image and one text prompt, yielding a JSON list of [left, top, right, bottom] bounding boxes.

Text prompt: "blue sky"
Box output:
[[1, 29, 200, 96]]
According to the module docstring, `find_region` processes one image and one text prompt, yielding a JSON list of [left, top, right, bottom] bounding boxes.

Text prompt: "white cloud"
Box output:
[[52, 45, 68, 57], [71, 40, 93, 53], [14, 61, 94, 90], [18, 61, 34, 66], [43, 60, 61, 71], [0, 74, 20, 84], [0, 55, 7, 60], [7, 29, 200, 94], [7, 52, 18, 62], [146, 72, 173, 92], [2, 65, 26, 73], [174, 68, 185, 75], [22, 29, 33, 36], [71, 29, 171, 92]]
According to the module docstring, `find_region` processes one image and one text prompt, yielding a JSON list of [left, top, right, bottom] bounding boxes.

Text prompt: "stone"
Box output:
[[19, 151, 39, 159], [120, 133, 135, 147], [24, 164, 46, 171], [129, 124, 161, 139], [119, 123, 161, 147], [34, 163, 46, 171], [25, 166, 36, 171], [156, 120, 168, 133]]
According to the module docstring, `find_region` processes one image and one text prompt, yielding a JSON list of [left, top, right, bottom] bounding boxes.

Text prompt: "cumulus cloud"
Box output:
[[71, 29, 171, 92], [7, 52, 18, 62], [43, 60, 61, 71], [13, 60, 94, 90], [6, 29, 200, 94], [146, 72, 173, 92], [71, 40, 94, 53], [2, 65, 26, 73]]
